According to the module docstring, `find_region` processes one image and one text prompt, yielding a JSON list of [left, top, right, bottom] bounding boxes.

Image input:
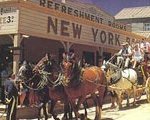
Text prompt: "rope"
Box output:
[[107, 54, 116, 63], [48, 73, 63, 85], [21, 71, 49, 91], [23, 82, 45, 91]]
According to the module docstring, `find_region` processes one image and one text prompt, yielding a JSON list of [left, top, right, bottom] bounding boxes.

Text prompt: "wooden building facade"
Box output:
[[0, 0, 147, 74]]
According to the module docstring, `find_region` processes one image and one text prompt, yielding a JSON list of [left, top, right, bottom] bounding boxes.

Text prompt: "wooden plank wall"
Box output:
[[0, 1, 147, 48], [18, 1, 145, 50], [28, 0, 115, 25], [29, 0, 131, 31], [18, 7, 114, 46]]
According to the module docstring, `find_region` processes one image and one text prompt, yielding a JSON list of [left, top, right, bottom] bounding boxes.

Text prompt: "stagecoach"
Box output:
[[102, 54, 150, 109], [15, 52, 150, 119]]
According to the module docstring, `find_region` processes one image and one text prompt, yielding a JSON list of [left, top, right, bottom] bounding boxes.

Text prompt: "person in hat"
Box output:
[[132, 43, 144, 68], [115, 41, 132, 68], [4, 74, 18, 120], [1, 67, 8, 103]]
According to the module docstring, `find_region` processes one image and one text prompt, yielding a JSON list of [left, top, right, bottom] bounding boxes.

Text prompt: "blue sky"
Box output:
[[80, 0, 150, 15]]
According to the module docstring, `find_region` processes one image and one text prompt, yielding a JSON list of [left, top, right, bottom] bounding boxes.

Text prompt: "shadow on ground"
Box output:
[[102, 103, 140, 111], [102, 118, 114, 120], [119, 103, 140, 111], [120, 98, 148, 111], [83, 118, 114, 120], [103, 98, 148, 111], [136, 99, 147, 104]]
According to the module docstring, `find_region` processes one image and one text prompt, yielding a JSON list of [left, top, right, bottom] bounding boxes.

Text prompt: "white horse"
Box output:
[[102, 61, 138, 109]]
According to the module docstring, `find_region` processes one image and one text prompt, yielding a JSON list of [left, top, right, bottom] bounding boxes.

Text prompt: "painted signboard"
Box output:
[[0, 6, 19, 35], [29, 0, 129, 31]]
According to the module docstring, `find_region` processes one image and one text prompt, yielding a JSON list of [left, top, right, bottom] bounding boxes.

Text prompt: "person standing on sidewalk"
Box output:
[[1, 67, 8, 103], [4, 74, 18, 120]]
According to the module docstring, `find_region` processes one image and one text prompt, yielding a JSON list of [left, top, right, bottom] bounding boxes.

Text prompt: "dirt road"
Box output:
[[1, 95, 150, 120], [92, 95, 150, 120], [56, 95, 150, 120]]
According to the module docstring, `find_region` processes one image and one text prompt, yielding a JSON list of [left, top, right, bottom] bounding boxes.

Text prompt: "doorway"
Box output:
[[82, 51, 95, 65]]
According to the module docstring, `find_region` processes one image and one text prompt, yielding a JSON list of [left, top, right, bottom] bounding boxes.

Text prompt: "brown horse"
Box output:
[[18, 58, 72, 120], [61, 60, 107, 120], [20, 56, 106, 120], [33, 57, 107, 120]]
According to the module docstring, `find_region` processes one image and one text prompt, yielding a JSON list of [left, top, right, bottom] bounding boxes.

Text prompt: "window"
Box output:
[[144, 23, 150, 31]]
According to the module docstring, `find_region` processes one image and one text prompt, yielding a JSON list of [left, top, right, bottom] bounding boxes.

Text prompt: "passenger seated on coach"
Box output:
[[143, 42, 150, 73], [140, 40, 150, 53], [140, 41, 150, 63], [131, 43, 144, 68], [115, 42, 132, 68]]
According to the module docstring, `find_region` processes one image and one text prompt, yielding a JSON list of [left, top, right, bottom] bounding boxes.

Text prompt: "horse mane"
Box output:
[[69, 62, 81, 87], [50, 59, 62, 73], [110, 70, 122, 84], [33, 56, 48, 72]]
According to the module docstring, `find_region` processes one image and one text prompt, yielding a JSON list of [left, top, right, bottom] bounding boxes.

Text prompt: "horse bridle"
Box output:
[[48, 73, 64, 87]]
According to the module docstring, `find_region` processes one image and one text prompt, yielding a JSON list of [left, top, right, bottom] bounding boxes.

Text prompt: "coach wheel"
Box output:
[[145, 77, 150, 103]]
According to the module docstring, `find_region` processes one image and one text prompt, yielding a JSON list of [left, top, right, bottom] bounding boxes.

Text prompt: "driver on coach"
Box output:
[[115, 42, 132, 68]]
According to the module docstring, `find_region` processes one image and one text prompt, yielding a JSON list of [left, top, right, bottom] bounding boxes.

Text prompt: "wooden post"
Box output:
[[60, 41, 73, 52], [98, 47, 104, 66], [13, 34, 21, 74]]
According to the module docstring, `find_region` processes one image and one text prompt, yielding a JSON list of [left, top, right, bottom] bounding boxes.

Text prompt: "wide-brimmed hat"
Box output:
[[121, 42, 128, 46]]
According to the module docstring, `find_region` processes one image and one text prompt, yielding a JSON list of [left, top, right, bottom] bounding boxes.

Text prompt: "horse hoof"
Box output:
[[55, 118, 60, 120], [116, 106, 121, 111], [126, 103, 130, 107], [61, 117, 67, 120], [118, 105, 122, 110], [80, 113, 85, 120], [80, 113, 89, 120], [110, 104, 116, 109], [47, 113, 52, 118], [94, 117, 99, 120], [133, 103, 137, 106]]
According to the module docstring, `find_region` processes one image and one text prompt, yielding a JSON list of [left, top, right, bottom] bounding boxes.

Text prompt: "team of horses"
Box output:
[[102, 54, 150, 109], [17, 54, 150, 120]]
